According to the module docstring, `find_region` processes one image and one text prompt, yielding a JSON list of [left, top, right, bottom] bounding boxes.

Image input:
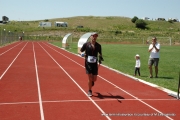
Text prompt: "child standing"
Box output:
[[134, 54, 141, 76]]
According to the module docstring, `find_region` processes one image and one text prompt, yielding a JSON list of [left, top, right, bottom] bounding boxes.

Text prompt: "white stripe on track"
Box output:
[[43, 42, 174, 120], [0, 42, 22, 56], [0, 98, 176, 106], [38, 43, 111, 120], [32, 42, 45, 120], [0, 42, 28, 80]]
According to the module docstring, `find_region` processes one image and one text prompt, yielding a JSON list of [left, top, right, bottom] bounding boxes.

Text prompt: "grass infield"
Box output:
[[51, 41, 180, 93]]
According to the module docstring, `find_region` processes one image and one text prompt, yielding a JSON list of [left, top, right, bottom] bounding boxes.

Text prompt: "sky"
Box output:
[[0, 0, 180, 21]]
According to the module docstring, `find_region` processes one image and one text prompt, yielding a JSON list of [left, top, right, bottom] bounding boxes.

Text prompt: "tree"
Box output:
[[44, 19, 49, 22], [131, 16, 138, 23], [168, 20, 173, 23], [135, 19, 147, 29]]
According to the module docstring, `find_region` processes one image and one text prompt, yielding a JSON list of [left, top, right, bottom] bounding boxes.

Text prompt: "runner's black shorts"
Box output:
[[85, 61, 98, 75]]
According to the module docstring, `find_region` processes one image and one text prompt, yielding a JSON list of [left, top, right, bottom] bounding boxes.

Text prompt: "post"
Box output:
[[178, 72, 180, 99], [9, 31, 11, 43], [0, 27, 2, 46], [3, 29, 6, 45], [22, 31, 24, 41]]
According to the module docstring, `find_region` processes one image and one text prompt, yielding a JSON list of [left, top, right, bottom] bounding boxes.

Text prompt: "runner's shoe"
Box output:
[[88, 90, 92, 97]]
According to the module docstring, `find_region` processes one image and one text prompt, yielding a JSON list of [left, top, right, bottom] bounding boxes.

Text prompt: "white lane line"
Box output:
[[0, 98, 177, 106], [0, 101, 39, 105], [38, 43, 111, 120], [0, 42, 28, 80], [32, 42, 45, 120], [43, 42, 174, 120], [0, 42, 22, 56]]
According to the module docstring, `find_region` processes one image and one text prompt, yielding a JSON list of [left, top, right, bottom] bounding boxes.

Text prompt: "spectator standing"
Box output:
[[148, 37, 160, 78]]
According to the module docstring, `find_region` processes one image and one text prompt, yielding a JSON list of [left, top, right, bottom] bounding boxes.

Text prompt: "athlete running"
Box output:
[[80, 32, 103, 97]]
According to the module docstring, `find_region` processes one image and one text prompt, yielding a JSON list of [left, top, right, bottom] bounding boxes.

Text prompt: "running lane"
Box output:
[[0, 42, 41, 120], [0, 42, 25, 76], [0, 41, 22, 54]]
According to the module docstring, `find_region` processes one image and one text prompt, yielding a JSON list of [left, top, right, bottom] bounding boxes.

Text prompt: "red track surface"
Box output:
[[0, 41, 179, 120]]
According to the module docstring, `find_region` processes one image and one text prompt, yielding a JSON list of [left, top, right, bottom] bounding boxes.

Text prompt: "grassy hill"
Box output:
[[1, 16, 180, 43]]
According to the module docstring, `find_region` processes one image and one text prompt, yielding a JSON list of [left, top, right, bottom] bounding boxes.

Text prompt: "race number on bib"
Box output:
[[87, 56, 97, 63]]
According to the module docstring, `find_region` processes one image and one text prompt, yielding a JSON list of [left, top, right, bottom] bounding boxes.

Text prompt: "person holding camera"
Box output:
[[148, 37, 160, 78]]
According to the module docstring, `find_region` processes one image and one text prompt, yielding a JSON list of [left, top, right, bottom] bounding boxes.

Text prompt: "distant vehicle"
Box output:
[[157, 18, 166, 21], [54, 22, 68, 27], [168, 18, 179, 22]]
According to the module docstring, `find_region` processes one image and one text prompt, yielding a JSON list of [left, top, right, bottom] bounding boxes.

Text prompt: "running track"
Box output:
[[0, 41, 179, 120]]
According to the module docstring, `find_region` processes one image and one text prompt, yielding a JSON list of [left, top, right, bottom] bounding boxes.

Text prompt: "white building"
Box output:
[[142, 17, 150, 20], [54, 22, 68, 27], [39, 22, 52, 27]]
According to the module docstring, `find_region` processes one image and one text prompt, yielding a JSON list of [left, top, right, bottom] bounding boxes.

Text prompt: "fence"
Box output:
[[23, 34, 63, 41], [1, 30, 180, 46], [0, 30, 63, 47], [0, 29, 21, 46]]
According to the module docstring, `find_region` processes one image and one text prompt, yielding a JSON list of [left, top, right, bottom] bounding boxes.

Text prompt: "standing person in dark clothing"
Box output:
[[80, 32, 103, 97]]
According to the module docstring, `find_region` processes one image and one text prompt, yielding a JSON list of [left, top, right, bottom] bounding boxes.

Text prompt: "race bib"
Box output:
[[87, 56, 97, 63]]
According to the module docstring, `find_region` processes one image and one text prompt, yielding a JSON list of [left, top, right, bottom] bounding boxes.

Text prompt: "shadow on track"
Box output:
[[93, 92, 124, 103]]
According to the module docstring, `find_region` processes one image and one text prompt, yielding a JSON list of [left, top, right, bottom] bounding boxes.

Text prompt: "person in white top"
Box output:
[[134, 54, 141, 76], [148, 37, 160, 78]]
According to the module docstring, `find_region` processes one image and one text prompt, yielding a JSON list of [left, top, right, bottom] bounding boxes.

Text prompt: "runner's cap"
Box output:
[[91, 32, 98, 37]]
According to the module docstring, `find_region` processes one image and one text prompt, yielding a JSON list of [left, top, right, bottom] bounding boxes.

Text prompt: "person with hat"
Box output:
[[80, 32, 103, 97], [134, 54, 141, 76]]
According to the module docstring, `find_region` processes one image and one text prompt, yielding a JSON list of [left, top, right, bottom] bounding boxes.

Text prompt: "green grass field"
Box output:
[[51, 41, 180, 92]]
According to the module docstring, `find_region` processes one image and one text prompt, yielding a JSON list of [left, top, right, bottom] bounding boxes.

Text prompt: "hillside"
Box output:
[[1, 16, 180, 43]]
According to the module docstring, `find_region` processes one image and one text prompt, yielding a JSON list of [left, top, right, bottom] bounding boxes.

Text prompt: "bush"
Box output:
[[115, 30, 122, 35], [131, 16, 138, 23], [168, 20, 173, 23], [135, 19, 147, 29], [44, 19, 49, 22]]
